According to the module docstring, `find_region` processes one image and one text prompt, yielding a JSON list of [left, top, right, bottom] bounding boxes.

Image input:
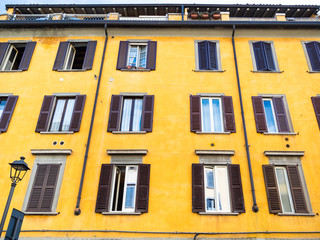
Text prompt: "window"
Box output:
[[116, 41, 157, 70], [311, 96, 320, 129], [35, 94, 86, 133], [252, 95, 292, 133], [52, 41, 97, 71], [249, 41, 279, 72], [302, 41, 320, 72], [0, 42, 36, 71], [107, 94, 154, 133], [190, 95, 236, 133], [0, 95, 18, 132], [195, 40, 221, 71]]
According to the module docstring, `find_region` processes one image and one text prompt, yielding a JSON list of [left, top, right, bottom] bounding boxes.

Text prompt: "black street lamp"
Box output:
[[0, 157, 30, 237]]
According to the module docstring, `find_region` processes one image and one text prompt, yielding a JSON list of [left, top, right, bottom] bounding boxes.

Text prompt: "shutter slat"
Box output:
[[141, 95, 154, 132], [35, 95, 54, 132], [311, 96, 320, 130], [53, 41, 69, 70], [18, 41, 36, 71], [198, 41, 208, 70], [208, 41, 218, 70], [228, 164, 245, 213], [0, 42, 9, 65], [222, 96, 236, 133], [253, 41, 268, 71], [190, 95, 201, 132], [0, 95, 18, 132], [82, 41, 97, 70], [107, 95, 122, 132], [252, 96, 267, 133], [69, 95, 86, 132], [135, 164, 151, 213], [192, 164, 205, 212], [95, 164, 113, 213], [305, 42, 320, 71], [116, 41, 129, 70], [273, 97, 289, 132], [146, 41, 157, 70]]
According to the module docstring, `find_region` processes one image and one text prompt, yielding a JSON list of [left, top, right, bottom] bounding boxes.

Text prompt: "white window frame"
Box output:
[[63, 44, 76, 70], [301, 41, 320, 73], [262, 98, 279, 133], [200, 97, 224, 133], [1, 45, 18, 71], [127, 42, 148, 68], [194, 40, 222, 72]]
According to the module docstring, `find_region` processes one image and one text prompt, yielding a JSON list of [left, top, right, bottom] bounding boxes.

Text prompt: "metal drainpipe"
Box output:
[[74, 23, 108, 215], [232, 24, 259, 212]]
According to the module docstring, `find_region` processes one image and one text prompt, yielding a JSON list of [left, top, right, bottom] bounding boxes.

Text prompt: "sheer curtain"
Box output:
[[132, 99, 143, 131], [201, 99, 211, 132], [212, 99, 222, 132], [62, 99, 75, 131], [121, 99, 132, 131], [50, 99, 65, 132]]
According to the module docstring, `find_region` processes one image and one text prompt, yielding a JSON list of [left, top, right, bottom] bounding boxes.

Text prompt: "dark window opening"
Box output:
[[112, 166, 126, 211], [72, 46, 87, 69]]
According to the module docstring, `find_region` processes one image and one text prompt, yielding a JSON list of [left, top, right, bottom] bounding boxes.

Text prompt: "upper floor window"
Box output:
[[128, 43, 147, 69], [302, 41, 320, 72], [311, 96, 320, 129], [249, 41, 279, 72], [0, 95, 18, 132], [0, 42, 36, 71], [195, 40, 222, 71]]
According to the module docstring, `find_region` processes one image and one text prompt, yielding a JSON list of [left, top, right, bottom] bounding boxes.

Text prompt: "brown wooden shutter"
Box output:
[[69, 95, 86, 132], [95, 164, 113, 213], [0, 95, 18, 132], [262, 165, 282, 214], [82, 41, 97, 70], [107, 95, 122, 132], [311, 96, 320, 130], [35, 95, 54, 132], [252, 96, 267, 133], [273, 97, 290, 132], [286, 165, 308, 213], [192, 164, 205, 212], [141, 95, 154, 132], [135, 164, 151, 213], [0, 42, 9, 65], [190, 95, 201, 132], [116, 41, 129, 70], [146, 41, 157, 70], [228, 164, 245, 213], [18, 41, 36, 71], [222, 96, 236, 133], [53, 41, 69, 70]]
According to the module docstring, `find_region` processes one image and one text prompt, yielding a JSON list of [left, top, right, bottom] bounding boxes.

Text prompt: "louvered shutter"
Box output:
[[116, 41, 129, 70], [252, 96, 267, 133], [141, 95, 154, 132], [273, 97, 290, 133], [0, 42, 9, 65], [146, 41, 157, 70], [18, 41, 36, 71], [107, 95, 122, 132], [262, 165, 282, 214], [192, 164, 205, 213], [35, 95, 54, 132], [0, 95, 18, 132], [263, 42, 276, 71], [222, 96, 236, 133], [311, 96, 320, 129], [208, 41, 218, 70], [5, 208, 24, 240], [82, 41, 97, 70], [190, 95, 201, 132], [228, 164, 245, 213], [69, 95, 86, 132], [253, 41, 268, 71], [135, 164, 151, 213], [305, 42, 320, 71], [95, 164, 113, 213], [53, 41, 69, 70], [198, 41, 208, 70], [286, 165, 308, 213]]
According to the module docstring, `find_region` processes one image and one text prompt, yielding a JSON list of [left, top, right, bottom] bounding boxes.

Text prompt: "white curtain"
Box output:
[[132, 99, 143, 131], [121, 99, 132, 131], [50, 99, 65, 132], [62, 99, 75, 131]]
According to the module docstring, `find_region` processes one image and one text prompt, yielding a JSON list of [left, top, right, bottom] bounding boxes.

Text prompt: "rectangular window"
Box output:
[[250, 41, 279, 72], [201, 98, 223, 132], [195, 40, 221, 71], [127, 44, 147, 68], [302, 41, 320, 72], [262, 98, 278, 133], [275, 167, 294, 214], [120, 98, 143, 132], [49, 98, 76, 132]]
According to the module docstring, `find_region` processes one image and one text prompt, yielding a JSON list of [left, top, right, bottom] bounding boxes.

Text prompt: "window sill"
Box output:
[[56, 69, 87, 72], [307, 70, 320, 73], [120, 69, 151, 72], [102, 212, 141, 215], [0, 70, 23, 72], [251, 70, 284, 73], [112, 131, 147, 134], [40, 131, 74, 134], [193, 69, 225, 72], [278, 213, 315, 216], [195, 131, 231, 135], [263, 132, 297, 135], [199, 212, 239, 215], [23, 212, 59, 215]]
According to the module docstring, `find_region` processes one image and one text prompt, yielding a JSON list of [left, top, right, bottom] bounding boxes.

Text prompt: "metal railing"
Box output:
[[119, 16, 168, 21], [62, 14, 107, 21], [8, 14, 53, 21], [230, 17, 276, 21]]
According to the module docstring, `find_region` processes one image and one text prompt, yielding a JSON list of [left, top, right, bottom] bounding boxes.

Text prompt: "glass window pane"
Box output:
[[66, 46, 76, 69], [211, 99, 223, 132], [263, 99, 278, 133], [125, 184, 135, 208], [201, 99, 211, 132], [276, 168, 293, 213], [128, 46, 138, 67], [206, 198, 215, 211], [4, 47, 18, 70], [50, 99, 66, 132], [121, 99, 132, 131], [139, 46, 147, 68], [0, 99, 7, 118], [206, 169, 214, 189], [132, 99, 142, 131], [61, 99, 75, 131]]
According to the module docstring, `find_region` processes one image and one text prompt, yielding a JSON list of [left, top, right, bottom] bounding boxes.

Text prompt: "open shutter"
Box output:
[[228, 164, 245, 213], [192, 164, 205, 212], [135, 164, 151, 213], [305, 42, 320, 71], [95, 164, 113, 213], [35, 95, 54, 132], [252, 96, 267, 133], [262, 165, 282, 214], [107, 95, 122, 132], [5, 209, 24, 240], [273, 97, 290, 133], [0, 95, 18, 132], [208, 41, 218, 70], [141, 95, 154, 132], [69, 95, 86, 132], [146, 41, 157, 70], [198, 41, 208, 70], [18, 41, 36, 71], [222, 96, 236, 133], [116, 41, 129, 70], [82, 41, 97, 70], [53, 41, 69, 70], [0, 42, 9, 65], [190, 95, 201, 132], [311, 96, 320, 129], [263, 42, 276, 71], [253, 41, 268, 71], [286, 165, 308, 213]]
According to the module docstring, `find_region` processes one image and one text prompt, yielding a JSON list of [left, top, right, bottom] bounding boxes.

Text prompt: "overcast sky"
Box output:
[[1, 0, 319, 14]]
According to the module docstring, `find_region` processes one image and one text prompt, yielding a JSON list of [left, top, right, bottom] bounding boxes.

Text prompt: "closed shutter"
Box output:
[[82, 41, 97, 70], [264, 42, 276, 71], [0, 42, 9, 65], [311, 96, 320, 129], [18, 41, 37, 71], [222, 96, 236, 133], [69, 95, 86, 132], [190, 95, 201, 132], [252, 96, 267, 133], [53, 41, 69, 70], [228, 164, 245, 213], [146, 41, 157, 70], [273, 97, 290, 133], [305, 42, 320, 71], [198, 41, 208, 70], [116, 41, 129, 70], [0, 95, 18, 132], [208, 41, 218, 70], [135, 164, 151, 213], [262, 165, 282, 214], [107, 95, 122, 132], [253, 41, 267, 71], [95, 164, 114, 213], [286, 165, 308, 213], [192, 164, 205, 212], [35, 95, 54, 132], [141, 95, 154, 132]]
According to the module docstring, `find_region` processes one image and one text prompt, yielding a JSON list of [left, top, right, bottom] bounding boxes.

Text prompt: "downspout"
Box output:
[[232, 25, 259, 213], [74, 23, 108, 215]]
